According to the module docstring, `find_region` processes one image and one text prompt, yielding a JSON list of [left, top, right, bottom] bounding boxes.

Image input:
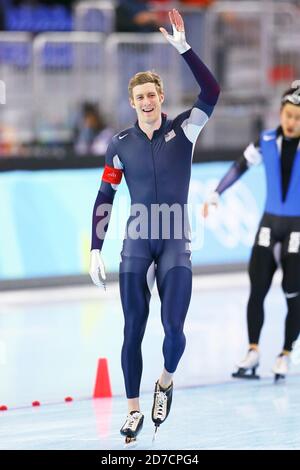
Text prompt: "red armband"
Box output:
[[102, 165, 123, 185]]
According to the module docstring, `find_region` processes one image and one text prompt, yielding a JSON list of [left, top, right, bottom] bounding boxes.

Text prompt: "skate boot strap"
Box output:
[[158, 382, 173, 392]]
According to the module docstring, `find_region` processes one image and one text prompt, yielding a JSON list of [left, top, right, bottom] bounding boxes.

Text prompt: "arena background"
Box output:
[[0, 0, 300, 450]]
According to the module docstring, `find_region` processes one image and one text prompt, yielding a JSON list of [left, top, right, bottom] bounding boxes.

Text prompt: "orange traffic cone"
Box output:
[[93, 358, 112, 398]]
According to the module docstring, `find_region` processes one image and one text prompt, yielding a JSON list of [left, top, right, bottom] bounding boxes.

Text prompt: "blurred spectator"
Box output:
[[0, 123, 20, 156], [74, 102, 114, 156], [116, 0, 163, 32]]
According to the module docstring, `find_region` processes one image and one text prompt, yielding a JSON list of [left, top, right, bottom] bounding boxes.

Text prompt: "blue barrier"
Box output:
[[0, 42, 31, 68], [6, 6, 72, 33]]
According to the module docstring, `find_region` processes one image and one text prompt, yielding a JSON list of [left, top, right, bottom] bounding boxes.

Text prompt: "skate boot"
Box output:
[[232, 349, 260, 379], [151, 381, 173, 438], [272, 353, 289, 382], [120, 410, 144, 445]]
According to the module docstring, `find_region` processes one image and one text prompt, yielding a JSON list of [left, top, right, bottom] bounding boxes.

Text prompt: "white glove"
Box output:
[[202, 191, 219, 218], [89, 249, 106, 289], [159, 9, 191, 54]]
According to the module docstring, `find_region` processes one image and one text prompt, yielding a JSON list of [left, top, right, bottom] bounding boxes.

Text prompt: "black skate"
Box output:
[[232, 349, 260, 380], [151, 381, 173, 439], [120, 411, 144, 446]]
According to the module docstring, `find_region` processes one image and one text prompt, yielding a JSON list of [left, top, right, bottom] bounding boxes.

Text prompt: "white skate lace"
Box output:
[[154, 391, 167, 420], [123, 413, 140, 431]]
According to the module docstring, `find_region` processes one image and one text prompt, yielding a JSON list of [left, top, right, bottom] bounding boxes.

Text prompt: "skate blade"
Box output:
[[152, 425, 160, 444], [124, 436, 137, 448], [274, 373, 286, 383], [232, 372, 260, 380]]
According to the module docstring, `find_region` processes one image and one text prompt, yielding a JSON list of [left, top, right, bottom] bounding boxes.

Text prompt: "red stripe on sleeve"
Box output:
[[102, 165, 123, 185]]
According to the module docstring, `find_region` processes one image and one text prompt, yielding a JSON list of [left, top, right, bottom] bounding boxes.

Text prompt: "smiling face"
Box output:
[[130, 82, 164, 126], [280, 102, 300, 138], [128, 71, 164, 129]]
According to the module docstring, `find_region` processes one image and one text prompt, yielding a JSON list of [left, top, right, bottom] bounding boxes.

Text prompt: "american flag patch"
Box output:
[[164, 129, 176, 142]]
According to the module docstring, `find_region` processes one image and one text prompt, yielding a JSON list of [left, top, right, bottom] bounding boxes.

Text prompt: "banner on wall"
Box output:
[[0, 163, 265, 280]]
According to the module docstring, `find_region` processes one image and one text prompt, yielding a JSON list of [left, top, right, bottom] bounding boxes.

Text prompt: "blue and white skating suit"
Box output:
[[215, 126, 300, 351]]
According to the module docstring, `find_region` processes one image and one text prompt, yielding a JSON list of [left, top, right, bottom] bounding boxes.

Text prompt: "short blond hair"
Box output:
[[128, 71, 164, 101]]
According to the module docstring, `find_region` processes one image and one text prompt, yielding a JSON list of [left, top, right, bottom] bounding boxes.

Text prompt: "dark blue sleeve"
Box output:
[[91, 191, 114, 250], [91, 140, 122, 250], [216, 155, 249, 195], [181, 48, 220, 116]]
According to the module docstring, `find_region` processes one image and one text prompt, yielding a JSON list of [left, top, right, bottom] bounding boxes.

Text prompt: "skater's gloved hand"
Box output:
[[159, 9, 191, 54], [89, 249, 106, 290], [202, 191, 219, 218]]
